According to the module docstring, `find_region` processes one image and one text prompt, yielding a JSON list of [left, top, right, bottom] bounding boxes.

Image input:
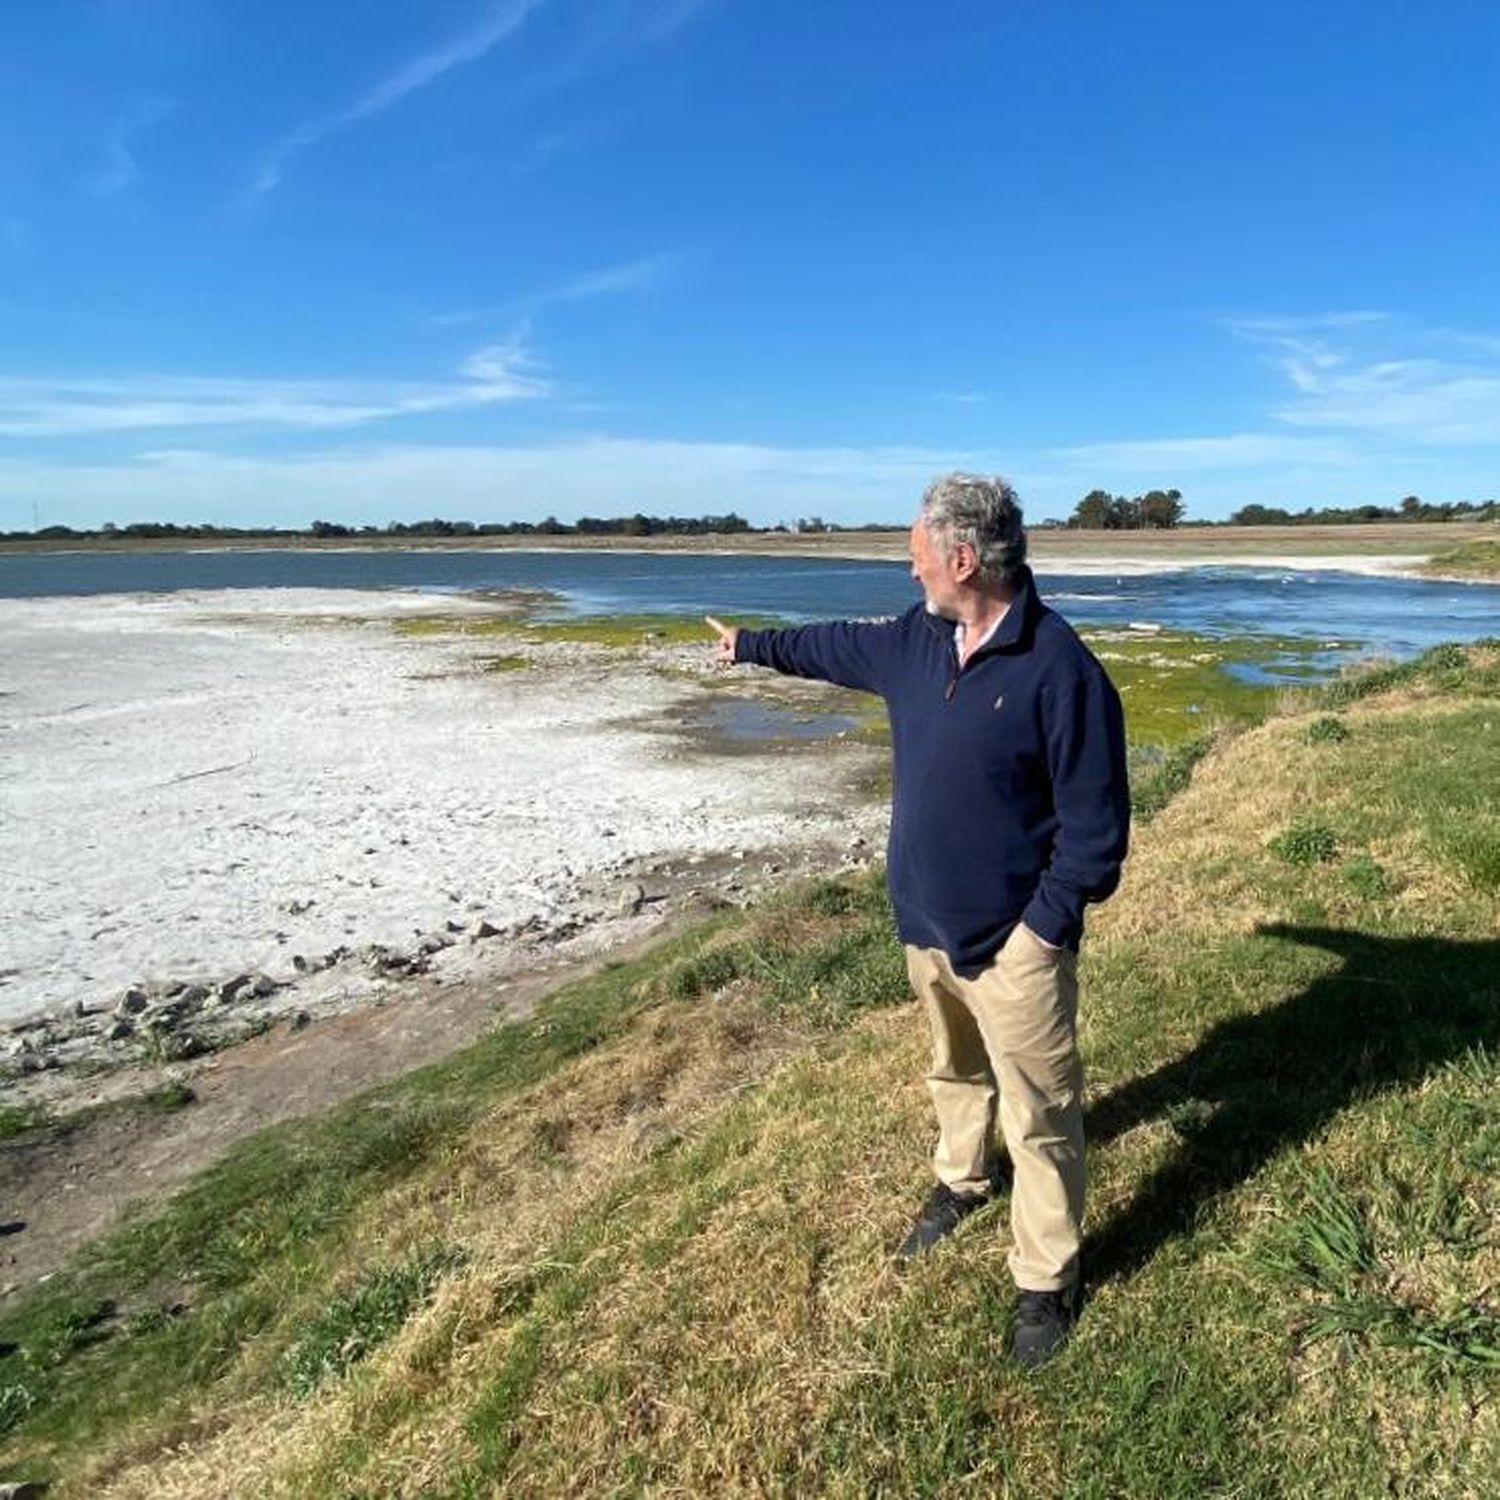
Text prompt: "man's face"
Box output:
[[909, 517, 967, 618]]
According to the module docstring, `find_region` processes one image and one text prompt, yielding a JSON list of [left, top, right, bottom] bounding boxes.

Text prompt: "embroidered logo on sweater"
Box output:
[[993, 694, 1005, 710]]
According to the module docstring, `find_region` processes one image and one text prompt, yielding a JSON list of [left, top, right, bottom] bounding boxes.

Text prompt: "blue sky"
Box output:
[[3, 0, 1499, 529]]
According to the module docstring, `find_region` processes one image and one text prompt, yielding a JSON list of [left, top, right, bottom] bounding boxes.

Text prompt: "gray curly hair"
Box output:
[[918, 472, 1027, 585]]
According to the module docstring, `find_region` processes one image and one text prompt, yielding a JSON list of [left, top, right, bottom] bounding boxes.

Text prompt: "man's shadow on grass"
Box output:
[[1081, 924, 1499, 1286]]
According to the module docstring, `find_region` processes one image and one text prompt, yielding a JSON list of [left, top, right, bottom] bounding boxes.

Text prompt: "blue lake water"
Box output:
[[1, 547, 1496, 673]]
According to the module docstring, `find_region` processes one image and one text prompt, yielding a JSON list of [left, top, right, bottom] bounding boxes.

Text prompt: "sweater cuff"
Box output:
[[1020, 892, 1080, 951]]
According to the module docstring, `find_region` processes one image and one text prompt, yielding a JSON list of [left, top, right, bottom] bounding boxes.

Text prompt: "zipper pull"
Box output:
[[944, 677, 957, 702]]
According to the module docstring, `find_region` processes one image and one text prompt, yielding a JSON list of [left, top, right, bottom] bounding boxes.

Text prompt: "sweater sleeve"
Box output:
[[734, 616, 901, 695], [1021, 661, 1131, 948]]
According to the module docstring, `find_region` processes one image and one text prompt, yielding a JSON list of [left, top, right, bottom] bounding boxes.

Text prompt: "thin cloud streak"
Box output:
[[250, 0, 546, 197], [88, 99, 174, 198], [1057, 432, 1352, 473], [430, 251, 679, 326]]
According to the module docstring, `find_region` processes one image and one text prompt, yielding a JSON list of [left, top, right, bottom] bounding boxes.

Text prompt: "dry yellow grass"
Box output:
[[34, 655, 1499, 1498]]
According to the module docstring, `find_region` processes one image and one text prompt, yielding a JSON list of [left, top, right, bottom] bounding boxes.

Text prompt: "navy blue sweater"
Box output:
[[735, 567, 1129, 971]]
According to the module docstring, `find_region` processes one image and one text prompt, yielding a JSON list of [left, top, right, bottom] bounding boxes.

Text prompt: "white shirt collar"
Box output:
[[954, 607, 1008, 660]]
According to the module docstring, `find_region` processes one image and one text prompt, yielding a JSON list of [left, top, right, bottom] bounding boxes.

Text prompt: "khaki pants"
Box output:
[[906, 925, 1084, 1292]]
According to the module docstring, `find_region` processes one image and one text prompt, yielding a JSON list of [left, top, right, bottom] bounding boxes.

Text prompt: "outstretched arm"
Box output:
[[703, 613, 903, 695]]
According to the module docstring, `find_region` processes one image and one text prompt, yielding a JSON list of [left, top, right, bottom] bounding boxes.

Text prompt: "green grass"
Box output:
[[3, 646, 1497, 1496], [0, 1104, 50, 1141], [1307, 714, 1351, 743], [280, 1244, 469, 1397], [1129, 735, 1215, 822], [1268, 820, 1340, 867], [1422, 536, 1500, 579]]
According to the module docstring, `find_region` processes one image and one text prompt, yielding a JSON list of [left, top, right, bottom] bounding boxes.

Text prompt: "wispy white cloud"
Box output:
[[551, 253, 676, 301], [1273, 359, 1500, 443], [249, 0, 546, 197], [1223, 311, 1391, 338], [431, 251, 679, 327], [637, 0, 721, 41], [0, 339, 548, 437], [88, 99, 174, 198], [1057, 432, 1352, 473], [1230, 311, 1500, 444], [934, 390, 988, 405]]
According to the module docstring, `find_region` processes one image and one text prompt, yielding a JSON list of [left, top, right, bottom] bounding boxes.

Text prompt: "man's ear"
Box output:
[[952, 541, 978, 582]]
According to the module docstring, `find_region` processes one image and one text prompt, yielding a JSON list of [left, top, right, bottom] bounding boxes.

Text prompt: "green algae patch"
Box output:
[[521, 613, 785, 649], [391, 614, 522, 639], [1083, 628, 1315, 747]]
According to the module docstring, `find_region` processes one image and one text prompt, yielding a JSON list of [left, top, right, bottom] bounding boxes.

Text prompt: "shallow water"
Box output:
[[685, 698, 860, 743], [2, 548, 1495, 669]]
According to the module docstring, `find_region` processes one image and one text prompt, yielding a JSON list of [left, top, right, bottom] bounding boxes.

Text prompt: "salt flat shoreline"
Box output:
[[0, 588, 887, 1116]]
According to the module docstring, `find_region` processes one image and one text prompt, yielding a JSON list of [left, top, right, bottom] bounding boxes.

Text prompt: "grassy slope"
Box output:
[[1421, 536, 1500, 582], [2, 649, 1498, 1496]]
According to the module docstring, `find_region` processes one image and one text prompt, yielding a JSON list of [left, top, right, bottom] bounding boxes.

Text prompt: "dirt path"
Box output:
[[0, 920, 698, 1295]]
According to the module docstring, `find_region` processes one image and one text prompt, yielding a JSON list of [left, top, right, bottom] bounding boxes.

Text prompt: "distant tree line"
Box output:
[[1227, 496, 1499, 525], [7, 495, 1498, 544], [2, 513, 755, 542], [1068, 489, 1186, 530]]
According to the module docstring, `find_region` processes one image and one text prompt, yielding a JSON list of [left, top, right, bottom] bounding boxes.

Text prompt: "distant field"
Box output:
[[2, 520, 1493, 561]]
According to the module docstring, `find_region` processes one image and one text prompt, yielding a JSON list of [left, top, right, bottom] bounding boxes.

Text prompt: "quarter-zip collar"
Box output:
[[922, 565, 1043, 667]]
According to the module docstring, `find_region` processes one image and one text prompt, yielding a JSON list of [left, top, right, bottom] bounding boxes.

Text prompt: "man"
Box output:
[[705, 473, 1129, 1368]]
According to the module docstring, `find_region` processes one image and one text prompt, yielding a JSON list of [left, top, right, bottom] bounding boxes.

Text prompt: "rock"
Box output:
[[616, 882, 647, 917], [71, 999, 91, 1018], [417, 931, 456, 956], [156, 1031, 204, 1062], [445, 918, 468, 934], [114, 987, 149, 1017], [178, 984, 210, 1007], [288, 1010, 311, 1032], [103, 1018, 135, 1042], [0, 1479, 47, 1498], [218, 974, 254, 1003], [291, 953, 312, 973], [249, 973, 277, 997], [467, 918, 499, 943]]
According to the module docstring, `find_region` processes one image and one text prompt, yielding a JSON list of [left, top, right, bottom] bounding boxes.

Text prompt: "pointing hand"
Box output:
[[704, 615, 739, 665]]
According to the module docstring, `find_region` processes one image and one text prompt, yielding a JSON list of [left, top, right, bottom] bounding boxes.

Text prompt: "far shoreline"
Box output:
[[2, 520, 1496, 580]]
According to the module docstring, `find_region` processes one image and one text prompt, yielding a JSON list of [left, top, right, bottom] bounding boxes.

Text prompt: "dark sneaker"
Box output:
[[1010, 1283, 1082, 1369], [897, 1182, 987, 1258]]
